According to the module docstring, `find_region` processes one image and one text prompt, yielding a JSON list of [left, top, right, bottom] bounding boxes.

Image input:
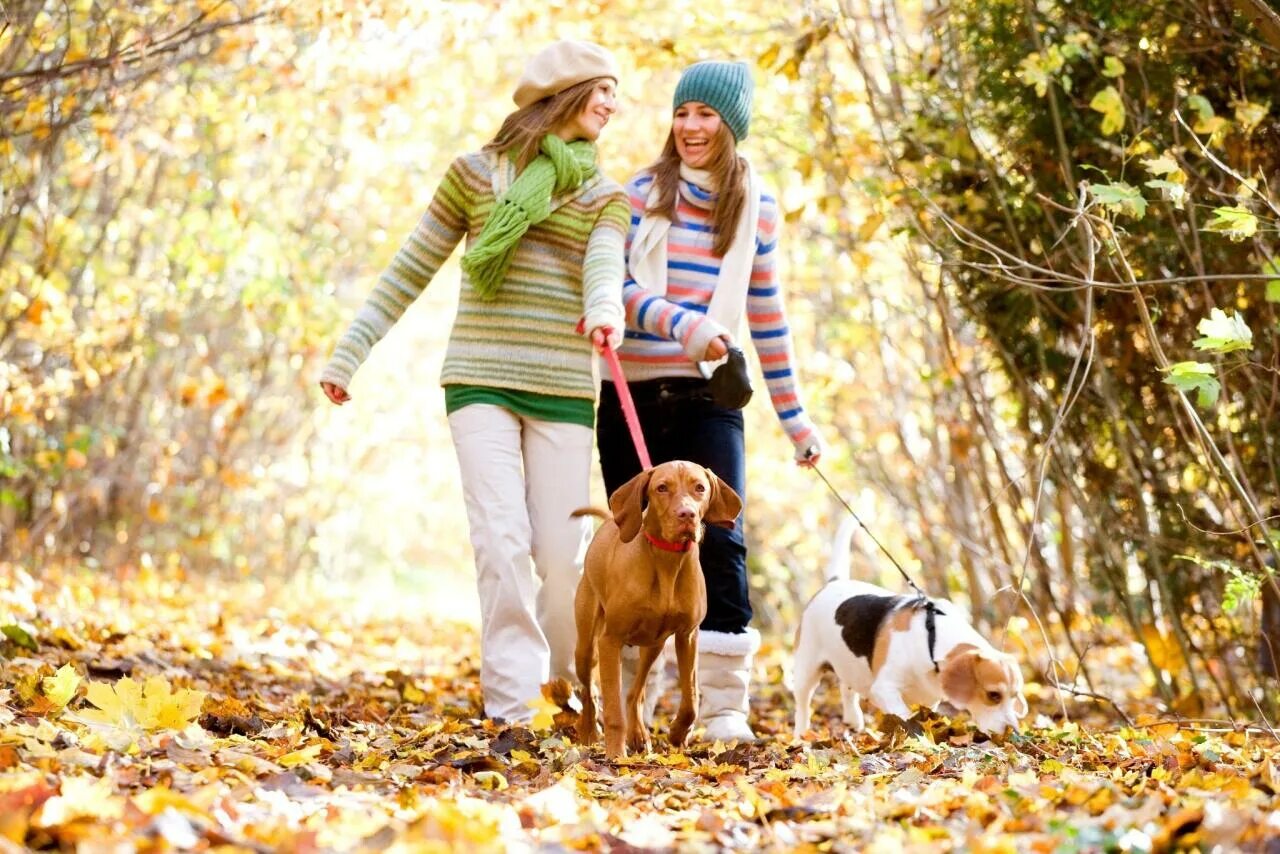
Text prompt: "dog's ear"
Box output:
[[938, 646, 980, 707], [609, 469, 652, 543], [702, 467, 743, 529]]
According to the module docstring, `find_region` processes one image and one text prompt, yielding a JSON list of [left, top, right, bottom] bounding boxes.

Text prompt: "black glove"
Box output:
[[706, 345, 753, 410]]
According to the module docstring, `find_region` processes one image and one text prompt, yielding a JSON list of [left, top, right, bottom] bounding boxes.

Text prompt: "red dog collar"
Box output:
[[644, 531, 693, 553]]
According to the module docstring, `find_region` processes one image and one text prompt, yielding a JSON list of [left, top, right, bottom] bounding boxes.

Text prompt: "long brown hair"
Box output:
[[484, 77, 604, 172], [644, 122, 746, 258]]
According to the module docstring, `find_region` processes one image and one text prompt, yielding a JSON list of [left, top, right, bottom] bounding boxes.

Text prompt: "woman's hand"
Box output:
[[703, 335, 730, 362], [797, 446, 821, 468], [795, 432, 825, 467], [320, 381, 350, 405], [591, 325, 621, 353]]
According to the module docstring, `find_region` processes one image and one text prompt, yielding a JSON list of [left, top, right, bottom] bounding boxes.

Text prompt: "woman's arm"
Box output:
[[320, 157, 471, 391], [580, 194, 630, 349], [619, 176, 728, 360], [747, 194, 821, 459]]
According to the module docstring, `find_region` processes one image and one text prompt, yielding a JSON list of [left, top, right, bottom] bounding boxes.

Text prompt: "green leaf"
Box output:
[[1176, 554, 1263, 612], [1089, 181, 1147, 219], [1223, 572, 1262, 612], [1264, 259, 1280, 302], [2, 623, 39, 651], [1090, 86, 1126, 135], [1102, 56, 1125, 78], [1162, 361, 1220, 407], [1194, 308, 1253, 354], [1185, 94, 1215, 124], [1202, 206, 1257, 242]]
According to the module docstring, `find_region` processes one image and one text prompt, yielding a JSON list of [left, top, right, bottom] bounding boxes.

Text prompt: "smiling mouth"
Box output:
[[682, 139, 708, 153]]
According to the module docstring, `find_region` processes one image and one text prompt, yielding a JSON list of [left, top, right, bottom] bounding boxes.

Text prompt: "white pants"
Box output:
[[448, 403, 593, 722]]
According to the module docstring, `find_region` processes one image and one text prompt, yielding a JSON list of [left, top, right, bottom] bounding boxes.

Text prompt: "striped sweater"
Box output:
[[618, 172, 816, 452], [321, 150, 629, 400]]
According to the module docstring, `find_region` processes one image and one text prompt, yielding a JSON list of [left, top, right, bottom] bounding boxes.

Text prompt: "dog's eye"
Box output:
[[694, 482, 707, 493], [655, 483, 669, 493], [986, 690, 1003, 704]]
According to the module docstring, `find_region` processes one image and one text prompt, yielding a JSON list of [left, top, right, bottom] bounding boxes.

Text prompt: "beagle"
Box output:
[[793, 517, 1027, 737]]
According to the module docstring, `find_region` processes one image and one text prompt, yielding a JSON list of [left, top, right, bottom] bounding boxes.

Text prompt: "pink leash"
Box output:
[[601, 341, 652, 471]]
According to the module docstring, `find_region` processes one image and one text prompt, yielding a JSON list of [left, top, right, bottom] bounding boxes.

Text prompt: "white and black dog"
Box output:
[[793, 516, 1027, 737]]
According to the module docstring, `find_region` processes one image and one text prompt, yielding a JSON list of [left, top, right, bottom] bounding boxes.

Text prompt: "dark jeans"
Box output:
[[597, 378, 750, 634]]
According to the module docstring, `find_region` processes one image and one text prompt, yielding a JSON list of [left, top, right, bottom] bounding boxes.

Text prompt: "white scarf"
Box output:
[[628, 158, 760, 366]]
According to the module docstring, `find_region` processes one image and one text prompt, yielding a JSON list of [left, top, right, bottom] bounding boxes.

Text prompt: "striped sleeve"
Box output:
[[580, 193, 629, 343], [321, 158, 470, 388], [621, 174, 727, 361], [747, 194, 817, 453]]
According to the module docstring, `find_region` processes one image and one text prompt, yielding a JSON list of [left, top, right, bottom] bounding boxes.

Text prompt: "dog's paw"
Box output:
[[626, 731, 651, 755], [576, 718, 599, 746]]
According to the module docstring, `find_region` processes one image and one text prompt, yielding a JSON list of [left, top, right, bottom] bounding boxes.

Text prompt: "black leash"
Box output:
[[808, 457, 929, 598], [809, 456, 942, 672]]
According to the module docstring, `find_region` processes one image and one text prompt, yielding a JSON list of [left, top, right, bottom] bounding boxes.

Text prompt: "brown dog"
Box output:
[[573, 461, 742, 758]]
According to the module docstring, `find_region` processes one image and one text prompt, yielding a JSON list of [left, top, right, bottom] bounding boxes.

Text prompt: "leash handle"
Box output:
[[601, 340, 652, 471]]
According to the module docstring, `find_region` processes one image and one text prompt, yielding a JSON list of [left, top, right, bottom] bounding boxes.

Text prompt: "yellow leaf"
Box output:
[[74, 675, 205, 737], [1233, 99, 1269, 133], [142, 675, 205, 729], [1140, 626, 1185, 672], [133, 786, 210, 819], [1090, 86, 1126, 136], [81, 677, 140, 729], [526, 694, 560, 733], [857, 212, 885, 242], [34, 775, 123, 827], [41, 664, 81, 709], [277, 743, 323, 768], [473, 770, 508, 790]]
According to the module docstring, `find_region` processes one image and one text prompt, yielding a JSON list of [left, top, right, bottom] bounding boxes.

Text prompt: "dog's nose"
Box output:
[[675, 506, 696, 521]]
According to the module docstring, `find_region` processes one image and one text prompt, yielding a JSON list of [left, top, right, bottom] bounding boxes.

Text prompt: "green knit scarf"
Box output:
[[462, 135, 598, 299]]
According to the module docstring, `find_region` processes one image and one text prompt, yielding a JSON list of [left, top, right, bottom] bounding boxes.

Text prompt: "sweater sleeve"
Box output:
[[580, 193, 629, 347], [320, 157, 470, 389], [747, 194, 820, 457], [620, 175, 729, 361]]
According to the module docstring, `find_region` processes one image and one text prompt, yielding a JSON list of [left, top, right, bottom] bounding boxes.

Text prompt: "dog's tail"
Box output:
[[824, 513, 861, 582], [571, 507, 612, 523]]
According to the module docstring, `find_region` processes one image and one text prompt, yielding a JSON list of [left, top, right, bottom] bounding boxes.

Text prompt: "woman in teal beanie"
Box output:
[[598, 60, 826, 741], [321, 41, 629, 725]]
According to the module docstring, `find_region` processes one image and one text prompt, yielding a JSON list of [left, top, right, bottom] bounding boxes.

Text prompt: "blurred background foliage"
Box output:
[[2, 0, 1278, 716]]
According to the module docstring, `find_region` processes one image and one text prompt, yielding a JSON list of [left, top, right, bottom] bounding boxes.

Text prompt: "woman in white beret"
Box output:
[[321, 41, 627, 724]]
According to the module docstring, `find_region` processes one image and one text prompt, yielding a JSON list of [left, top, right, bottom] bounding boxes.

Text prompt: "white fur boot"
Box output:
[[697, 628, 760, 743]]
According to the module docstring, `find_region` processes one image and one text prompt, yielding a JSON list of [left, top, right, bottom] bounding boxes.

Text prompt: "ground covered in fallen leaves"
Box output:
[[1, 564, 1278, 852]]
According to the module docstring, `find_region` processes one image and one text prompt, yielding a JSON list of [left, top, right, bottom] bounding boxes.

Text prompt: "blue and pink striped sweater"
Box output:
[[617, 172, 817, 453]]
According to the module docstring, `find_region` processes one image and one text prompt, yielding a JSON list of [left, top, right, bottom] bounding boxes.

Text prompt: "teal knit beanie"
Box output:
[[672, 60, 754, 142]]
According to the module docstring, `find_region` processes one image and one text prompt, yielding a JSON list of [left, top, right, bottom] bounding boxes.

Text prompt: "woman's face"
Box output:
[[673, 101, 723, 168], [559, 79, 618, 142]]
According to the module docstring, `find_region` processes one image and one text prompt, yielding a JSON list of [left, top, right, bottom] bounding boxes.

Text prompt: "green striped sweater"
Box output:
[[321, 150, 629, 400]]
